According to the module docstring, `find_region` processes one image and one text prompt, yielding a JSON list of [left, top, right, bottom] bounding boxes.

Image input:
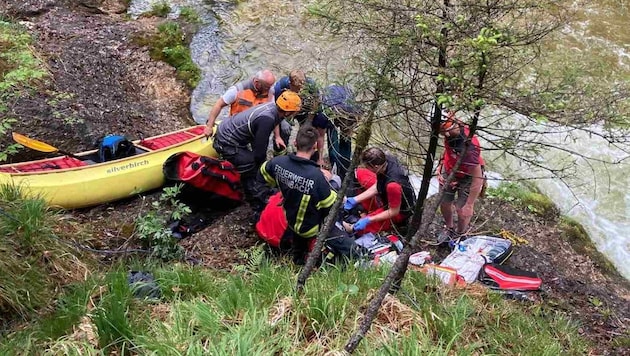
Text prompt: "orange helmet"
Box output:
[[276, 91, 302, 112]]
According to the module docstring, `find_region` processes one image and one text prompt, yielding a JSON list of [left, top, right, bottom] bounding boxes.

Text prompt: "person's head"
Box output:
[[439, 111, 462, 137], [288, 69, 306, 93], [323, 85, 362, 137], [276, 90, 302, 118], [295, 125, 318, 153], [253, 69, 276, 95], [361, 147, 387, 174]]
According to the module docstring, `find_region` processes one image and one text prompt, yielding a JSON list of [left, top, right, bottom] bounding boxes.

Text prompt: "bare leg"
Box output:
[[457, 212, 471, 235], [440, 201, 454, 229]]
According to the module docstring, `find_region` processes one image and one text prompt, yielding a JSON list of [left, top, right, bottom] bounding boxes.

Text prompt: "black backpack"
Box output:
[[97, 135, 136, 162]]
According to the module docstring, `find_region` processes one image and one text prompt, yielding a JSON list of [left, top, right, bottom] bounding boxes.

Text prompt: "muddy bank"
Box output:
[[1, 0, 628, 354], [1, 0, 192, 161]]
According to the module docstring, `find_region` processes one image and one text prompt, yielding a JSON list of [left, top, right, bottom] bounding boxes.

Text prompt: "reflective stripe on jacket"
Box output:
[[260, 155, 336, 238]]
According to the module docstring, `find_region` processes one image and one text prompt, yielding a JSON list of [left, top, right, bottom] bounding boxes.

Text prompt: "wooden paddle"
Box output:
[[12, 132, 83, 160]]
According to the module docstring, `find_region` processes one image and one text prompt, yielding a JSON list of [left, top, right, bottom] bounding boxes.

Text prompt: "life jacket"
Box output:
[[229, 80, 269, 116], [97, 135, 136, 163], [376, 155, 416, 217]]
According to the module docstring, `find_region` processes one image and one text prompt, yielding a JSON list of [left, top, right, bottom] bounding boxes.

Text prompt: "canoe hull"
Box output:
[[0, 127, 217, 209]]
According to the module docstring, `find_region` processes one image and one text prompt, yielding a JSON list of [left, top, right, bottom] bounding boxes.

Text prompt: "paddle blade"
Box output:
[[12, 132, 59, 153]]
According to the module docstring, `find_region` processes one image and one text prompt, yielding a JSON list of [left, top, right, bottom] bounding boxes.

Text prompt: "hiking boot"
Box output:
[[436, 228, 456, 244]]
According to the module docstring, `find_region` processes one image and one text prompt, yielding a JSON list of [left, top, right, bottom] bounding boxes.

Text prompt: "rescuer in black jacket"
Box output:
[[259, 125, 337, 264]]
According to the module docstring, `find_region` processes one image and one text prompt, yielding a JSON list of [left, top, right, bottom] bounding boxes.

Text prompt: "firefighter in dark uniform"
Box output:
[[259, 126, 338, 264], [213, 91, 301, 213], [343, 147, 416, 236]]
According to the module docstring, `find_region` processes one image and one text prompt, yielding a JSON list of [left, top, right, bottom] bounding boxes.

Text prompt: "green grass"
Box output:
[[486, 181, 559, 217], [0, 184, 93, 322], [0, 255, 589, 354], [0, 188, 590, 354]]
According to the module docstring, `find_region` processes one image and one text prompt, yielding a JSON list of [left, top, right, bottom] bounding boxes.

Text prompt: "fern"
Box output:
[[234, 245, 266, 275]]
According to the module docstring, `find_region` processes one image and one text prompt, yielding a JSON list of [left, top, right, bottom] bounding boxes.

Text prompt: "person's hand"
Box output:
[[275, 136, 286, 150], [437, 172, 445, 186], [459, 203, 474, 218], [344, 197, 357, 211], [353, 217, 371, 232], [203, 125, 214, 138], [320, 168, 332, 181]]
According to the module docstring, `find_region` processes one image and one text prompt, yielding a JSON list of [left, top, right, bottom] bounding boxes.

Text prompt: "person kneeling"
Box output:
[[343, 147, 416, 236], [259, 126, 358, 265]]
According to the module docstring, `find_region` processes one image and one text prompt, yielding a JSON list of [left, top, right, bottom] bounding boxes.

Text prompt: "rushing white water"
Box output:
[[484, 119, 630, 279], [128, 0, 630, 279]]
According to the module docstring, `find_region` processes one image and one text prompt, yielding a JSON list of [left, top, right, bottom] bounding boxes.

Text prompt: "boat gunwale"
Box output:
[[0, 126, 207, 176]]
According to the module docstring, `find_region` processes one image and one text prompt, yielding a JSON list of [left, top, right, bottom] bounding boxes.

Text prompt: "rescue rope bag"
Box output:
[[163, 151, 243, 202], [478, 263, 542, 291]]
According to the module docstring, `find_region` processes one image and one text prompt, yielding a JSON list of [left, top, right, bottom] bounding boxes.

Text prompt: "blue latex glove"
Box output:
[[353, 217, 371, 232], [344, 197, 358, 211]]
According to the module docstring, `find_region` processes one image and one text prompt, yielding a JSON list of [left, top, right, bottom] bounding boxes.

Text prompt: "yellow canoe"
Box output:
[[0, 125, 217, 209]]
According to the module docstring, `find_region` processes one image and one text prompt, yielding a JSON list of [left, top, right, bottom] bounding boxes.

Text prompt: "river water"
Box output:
[[129, 0, 630, 279]]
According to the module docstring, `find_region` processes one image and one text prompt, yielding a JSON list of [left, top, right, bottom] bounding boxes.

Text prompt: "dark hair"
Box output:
[[296, 125, 319, 152], [361, 147, 386, 167]]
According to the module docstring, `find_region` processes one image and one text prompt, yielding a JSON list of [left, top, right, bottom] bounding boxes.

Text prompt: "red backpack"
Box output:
[[163, 151, 242, 202], [255, 192, 288, 248]]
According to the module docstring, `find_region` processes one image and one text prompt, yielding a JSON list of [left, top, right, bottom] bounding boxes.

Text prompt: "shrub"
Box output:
[[179, 6, 201, 23], [134, 21, 201, 88], [135, 184, 190, 260], [144, 1, 171, 18]]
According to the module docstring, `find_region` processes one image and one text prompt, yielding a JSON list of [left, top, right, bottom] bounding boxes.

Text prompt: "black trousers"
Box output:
[[213, 141, 270, 212]]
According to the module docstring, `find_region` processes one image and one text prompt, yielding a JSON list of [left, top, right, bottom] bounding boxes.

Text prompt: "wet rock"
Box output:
[[0, 0, 56, 18]]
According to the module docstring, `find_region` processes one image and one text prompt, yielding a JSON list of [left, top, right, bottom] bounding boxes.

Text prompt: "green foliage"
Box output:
[[179, 6, 201, 23], [46, 91, 83, 126], [135, 184, 190, 260], [155, 265, 220, 301], [0, 260, 588, 354], [144, 1, 171, 18], [233, 245, 267, 275], [92, 271, 135, 352], [38, 278, 104, 339], [0, 184, 90, 320], [0, 22, 48, 91], [486, 182, 558, 217], [134, 21, 201, 88], [0, 20, 48, 162]]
